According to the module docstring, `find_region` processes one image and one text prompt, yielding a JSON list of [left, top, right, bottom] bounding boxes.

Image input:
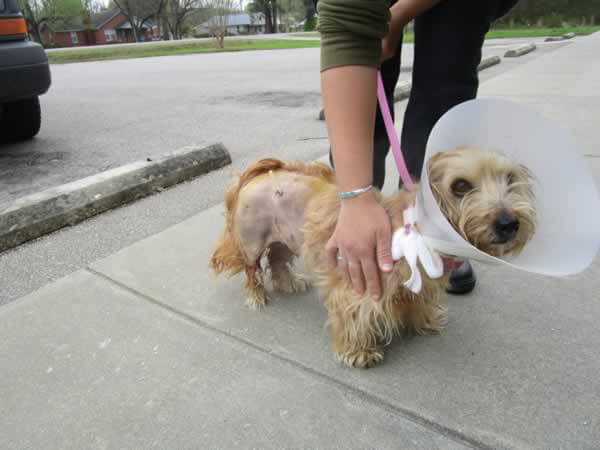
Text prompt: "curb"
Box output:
[[318, 55, 501, 120], [0, 143, 231, 253], [477, 54, 501, 71], [504, 43, 536, 58], [393, 80, 412, 103]]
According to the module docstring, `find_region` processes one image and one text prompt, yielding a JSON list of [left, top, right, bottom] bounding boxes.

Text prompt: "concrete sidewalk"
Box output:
[[2, 35, 600, 449]]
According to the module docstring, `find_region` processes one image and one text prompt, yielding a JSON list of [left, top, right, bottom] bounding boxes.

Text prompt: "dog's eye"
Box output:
[[451, 179, 473, 197], [507, 172, 516, 185]]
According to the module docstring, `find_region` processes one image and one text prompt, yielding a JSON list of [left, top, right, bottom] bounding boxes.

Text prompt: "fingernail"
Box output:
[[382, 263, 393, 272]]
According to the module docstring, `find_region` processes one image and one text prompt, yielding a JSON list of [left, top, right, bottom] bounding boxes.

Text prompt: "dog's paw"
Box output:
[[290, 274, 310, 293], [273, 273, 310, 294], [336, 349, 384, 369], [245, 289, 268, 310], [412, 305, 448, 336]]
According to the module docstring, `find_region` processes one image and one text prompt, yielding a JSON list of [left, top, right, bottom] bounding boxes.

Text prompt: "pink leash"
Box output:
[[377, 72, 461, 272], [376, 71, 414, 189]]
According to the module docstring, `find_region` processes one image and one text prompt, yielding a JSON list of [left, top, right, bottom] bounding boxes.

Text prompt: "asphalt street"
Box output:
[[0, 37, 566, 305], [0, 36, 562, 206]]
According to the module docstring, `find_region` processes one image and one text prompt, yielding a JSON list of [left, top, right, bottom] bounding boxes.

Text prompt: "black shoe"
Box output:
[[446, 260, 476, 295]]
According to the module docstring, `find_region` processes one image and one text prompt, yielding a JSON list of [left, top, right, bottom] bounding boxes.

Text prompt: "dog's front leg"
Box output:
[[326, 288, 385, 369]]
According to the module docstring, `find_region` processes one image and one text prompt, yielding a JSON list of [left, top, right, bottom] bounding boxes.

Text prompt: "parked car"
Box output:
[[0, 0, 51, 143]]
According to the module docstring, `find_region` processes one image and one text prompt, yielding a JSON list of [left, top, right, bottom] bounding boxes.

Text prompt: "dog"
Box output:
[[210, 148, 536, 368]]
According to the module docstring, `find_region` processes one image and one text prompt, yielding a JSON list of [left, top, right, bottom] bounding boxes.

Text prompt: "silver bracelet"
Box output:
[[337, 185, 373, 199]]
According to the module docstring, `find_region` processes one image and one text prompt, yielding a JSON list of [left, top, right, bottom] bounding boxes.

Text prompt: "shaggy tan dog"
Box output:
[[210, 148, 536, 368]]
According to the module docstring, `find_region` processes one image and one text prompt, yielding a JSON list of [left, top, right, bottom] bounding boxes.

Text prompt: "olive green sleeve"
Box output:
[[317, 0, 391, 72]]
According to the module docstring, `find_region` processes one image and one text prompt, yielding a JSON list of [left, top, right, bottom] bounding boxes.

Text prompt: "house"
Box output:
[[195, 13, 265, 36], [40, 10, 156, 48]]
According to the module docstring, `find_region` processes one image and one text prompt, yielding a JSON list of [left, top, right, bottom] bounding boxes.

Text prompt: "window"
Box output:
[[0, 0, 6, 13], [104, 29, 117, 42], [70, 32, 78, 44]]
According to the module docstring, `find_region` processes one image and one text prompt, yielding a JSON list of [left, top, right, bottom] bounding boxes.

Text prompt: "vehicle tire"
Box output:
[[0, 96, 42, 143]]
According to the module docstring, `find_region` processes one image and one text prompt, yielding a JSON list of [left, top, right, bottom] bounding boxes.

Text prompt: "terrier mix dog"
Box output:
[[210, 148, 536, 368]]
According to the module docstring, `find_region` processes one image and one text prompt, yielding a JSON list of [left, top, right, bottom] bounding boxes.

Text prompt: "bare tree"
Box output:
[[19, 0, 97, 44], [19, 0, 44, 42], [164, 0, 199, 39], [247, 0, 276, 33], [80, 0, 103, 14], [112, 0, 166, 42], [160, 12, 170, 39], [202, 0, 235, 48]]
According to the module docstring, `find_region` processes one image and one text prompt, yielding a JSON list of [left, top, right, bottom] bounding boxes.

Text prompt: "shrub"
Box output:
[[304, 16, 316, 32], [544, 13, 563, 28]]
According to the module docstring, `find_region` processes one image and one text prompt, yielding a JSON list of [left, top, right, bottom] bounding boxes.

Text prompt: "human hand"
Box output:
[[380, 2, 406, 62], [381, 31, 402, 62], [326, 191, 394, 299], [382, 0, 443, 62]]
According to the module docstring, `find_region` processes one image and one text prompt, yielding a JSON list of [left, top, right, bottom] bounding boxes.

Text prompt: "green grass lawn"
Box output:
[[290, 32, 319, 38], [292, 25, 600, 41], [486, 26, 600, 39], [49, 25, 600, 64], [47, 39, 321, 64]]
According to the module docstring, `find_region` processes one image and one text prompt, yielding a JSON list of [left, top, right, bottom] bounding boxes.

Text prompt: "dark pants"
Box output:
[[330, 0, 518, 190]]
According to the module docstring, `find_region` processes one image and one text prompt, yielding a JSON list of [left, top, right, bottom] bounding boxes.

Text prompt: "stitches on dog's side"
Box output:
[[210, 159, 334, 308], [210, 159, 335, 275]]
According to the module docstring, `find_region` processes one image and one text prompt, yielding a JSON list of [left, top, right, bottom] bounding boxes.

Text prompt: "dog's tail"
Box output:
[[209, 158, 288, 275]]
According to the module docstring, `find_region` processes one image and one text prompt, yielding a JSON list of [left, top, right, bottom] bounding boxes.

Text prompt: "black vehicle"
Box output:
[[0, 0, 51, 142]]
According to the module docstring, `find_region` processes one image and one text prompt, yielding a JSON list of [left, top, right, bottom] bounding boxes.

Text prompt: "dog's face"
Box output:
[[427, 148, 537, 258]]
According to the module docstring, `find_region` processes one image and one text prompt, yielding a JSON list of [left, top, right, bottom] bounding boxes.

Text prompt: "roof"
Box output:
[[90, 9, 122, 28], [116, 20, 152, 30], [200, 13, 265, 27]]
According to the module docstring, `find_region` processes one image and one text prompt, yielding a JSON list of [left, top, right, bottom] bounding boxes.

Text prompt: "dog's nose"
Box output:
[[494, 211, 520, 243]]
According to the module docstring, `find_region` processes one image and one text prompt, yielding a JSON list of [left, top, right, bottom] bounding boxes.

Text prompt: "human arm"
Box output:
[[318, 0, 441, 299], [382, 0, 443, 60], [321, 65, 392, 299]]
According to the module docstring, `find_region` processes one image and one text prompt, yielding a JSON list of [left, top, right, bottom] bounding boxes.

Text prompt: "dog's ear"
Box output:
[[426, 152, 450, 182], [427, 152, 445, 166], [518, 164, 535, 182]]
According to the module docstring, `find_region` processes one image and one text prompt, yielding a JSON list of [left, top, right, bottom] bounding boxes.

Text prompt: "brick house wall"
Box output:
[[40, 29, 90, 47], [40, 12, 154, 48], [94, 13, 124, 44], [95, 13, 153, 44]]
